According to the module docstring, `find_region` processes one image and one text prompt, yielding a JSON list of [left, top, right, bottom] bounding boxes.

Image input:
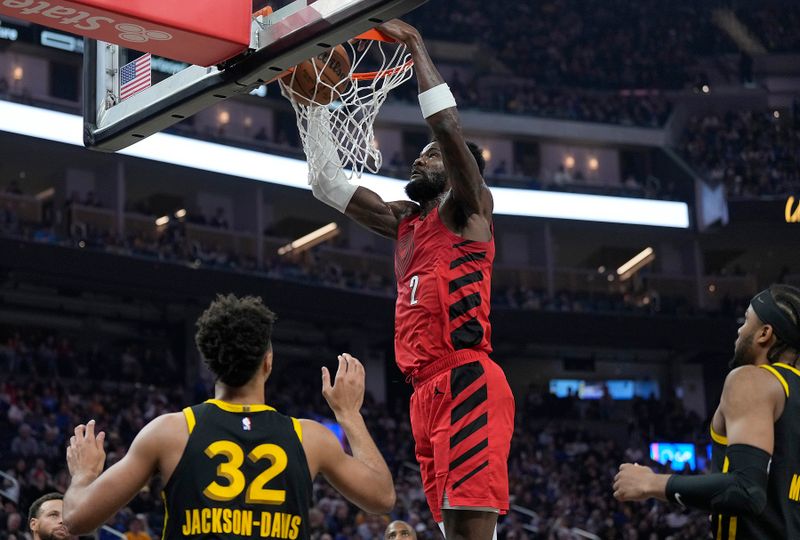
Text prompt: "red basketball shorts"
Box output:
[[409, 353, 515, 523]]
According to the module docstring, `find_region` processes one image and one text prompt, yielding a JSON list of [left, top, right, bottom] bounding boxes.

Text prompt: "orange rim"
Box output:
[[350, 58, 414, 81], [278, 30, 413, 83], [354, 28, 394, 42], [252, 5, 273, 17], [348, 30, 414, 81]]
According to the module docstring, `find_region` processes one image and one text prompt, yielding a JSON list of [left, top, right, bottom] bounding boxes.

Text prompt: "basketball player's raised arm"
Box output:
[[301, 354, 395, 513], [63, 416, 169, 533], [304, 97, 414, 238], [613, 366, 781, 515], [380, 20, 492, 221], [346, 191, 416, 239]]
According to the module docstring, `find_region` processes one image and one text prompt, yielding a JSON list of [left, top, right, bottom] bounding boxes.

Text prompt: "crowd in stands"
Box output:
[[735, 0, 800, 53], [0, 345, 711, 539], [495, 287, 678, 316], [0, 329, 181, 385], [681, 109, 800, 199], [408, 0, 731, 90], [495, 285, 752, 319], [1, 183, 758, 318], [468, 84, 671, 128], [389, 72, 672, 128]]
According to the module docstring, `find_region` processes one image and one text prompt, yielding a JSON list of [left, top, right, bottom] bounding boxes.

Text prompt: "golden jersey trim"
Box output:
[[161, 490, 169, 540], [774, 362, 800, 378], [715, 457, 735, 540], [760, 365, 790, 397], [205, 399, 276, 413], [183, 407, 196, 434], [291, 417, 303, 443], [710, 426, 728, 445]]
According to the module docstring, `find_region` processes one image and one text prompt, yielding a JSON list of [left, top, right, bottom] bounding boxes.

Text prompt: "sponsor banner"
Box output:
[[728, 198, 800, 225], [0, 0, 250, 66]]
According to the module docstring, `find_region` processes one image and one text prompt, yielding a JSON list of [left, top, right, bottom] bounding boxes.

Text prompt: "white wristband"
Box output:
[[418, 83, 457, 119]]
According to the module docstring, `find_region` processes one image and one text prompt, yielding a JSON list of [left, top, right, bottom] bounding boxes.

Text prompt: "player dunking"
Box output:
[[307, 19, 514, 540], [62, 294, 394, 539], [614, 285, 800, 539]]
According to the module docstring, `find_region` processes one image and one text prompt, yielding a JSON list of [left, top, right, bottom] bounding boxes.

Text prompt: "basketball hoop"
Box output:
[[279, 30, 414, 182]]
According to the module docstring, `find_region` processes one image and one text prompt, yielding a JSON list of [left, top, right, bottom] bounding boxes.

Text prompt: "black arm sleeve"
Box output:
[[665, 444, 770, 515]]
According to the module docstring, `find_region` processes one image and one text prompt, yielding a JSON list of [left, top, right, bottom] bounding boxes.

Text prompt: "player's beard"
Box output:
[[405, 170, 446, 204], [38, 527, 69, 540], [730, 332, 756, 368]]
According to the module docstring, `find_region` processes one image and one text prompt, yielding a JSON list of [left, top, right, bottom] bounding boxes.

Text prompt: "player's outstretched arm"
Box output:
[[63, 416, 171, 533], [301, 353, 395, 514], [379, 20, 492, 222], [613, 365, 783, 515], [346, 189, 416, 239], [304, 102, 414, 239]]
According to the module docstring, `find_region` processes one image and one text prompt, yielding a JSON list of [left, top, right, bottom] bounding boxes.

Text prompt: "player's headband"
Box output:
[[750, 289, 800, 349]]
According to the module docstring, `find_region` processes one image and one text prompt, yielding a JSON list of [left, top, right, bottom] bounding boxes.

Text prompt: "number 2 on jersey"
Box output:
[[410, 275, 420, 305], [203, 440, 288, 505]]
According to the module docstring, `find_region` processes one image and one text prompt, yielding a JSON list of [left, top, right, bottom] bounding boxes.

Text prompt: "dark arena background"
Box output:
[[1, 0, 800, 538]]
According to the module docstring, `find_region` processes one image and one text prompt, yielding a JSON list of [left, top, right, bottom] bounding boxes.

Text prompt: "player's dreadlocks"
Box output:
[[195, 294, 277, 387]]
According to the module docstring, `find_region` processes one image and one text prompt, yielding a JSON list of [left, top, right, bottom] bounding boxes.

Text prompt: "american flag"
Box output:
[[119, 53, 151, 101]]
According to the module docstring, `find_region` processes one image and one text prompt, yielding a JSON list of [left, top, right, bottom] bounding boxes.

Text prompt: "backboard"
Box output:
[[83, 0, 426, 152]]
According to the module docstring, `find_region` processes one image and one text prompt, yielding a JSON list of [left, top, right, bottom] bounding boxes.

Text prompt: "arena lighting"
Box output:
[[155, 215, 170, 226], [0, 101, 690, 228], [277, 222, 339, 256], [174, 209, 187, 219], [35, 187, 55, 201], [617, 247, 655, 281]]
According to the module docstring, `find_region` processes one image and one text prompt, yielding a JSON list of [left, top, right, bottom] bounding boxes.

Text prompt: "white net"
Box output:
[[278, 36, 413, 182]]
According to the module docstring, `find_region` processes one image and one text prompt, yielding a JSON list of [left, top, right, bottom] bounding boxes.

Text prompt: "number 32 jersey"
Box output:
[[161, 399, 312, 540], [394, 207, 495, 379]]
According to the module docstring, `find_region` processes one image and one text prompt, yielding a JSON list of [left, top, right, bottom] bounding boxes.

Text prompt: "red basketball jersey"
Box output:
[[394, 207, 494, 378]]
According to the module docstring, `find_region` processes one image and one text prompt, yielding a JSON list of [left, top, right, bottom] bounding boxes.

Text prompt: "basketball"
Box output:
[[283, 45, 352, 106]]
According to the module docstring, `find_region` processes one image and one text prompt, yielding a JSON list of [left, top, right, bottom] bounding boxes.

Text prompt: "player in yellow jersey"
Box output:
[[62, 294, 395, 540], [614, 285, 800, 539]]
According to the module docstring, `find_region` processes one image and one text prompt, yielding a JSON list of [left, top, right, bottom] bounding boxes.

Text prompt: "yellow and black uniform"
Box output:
[[711, 363, 800, 540], [161, 399, 311, 540]]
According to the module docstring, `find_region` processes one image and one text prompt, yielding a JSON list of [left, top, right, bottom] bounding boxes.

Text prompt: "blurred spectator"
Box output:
[[4, 181, 22, 195], [736, 1, 800, 53], [209, 207, 229, 229], [11, 424, 39, 458], [0, 203, 20, 236], [5, 511, 27, 540], [254, 126, 270, 142], [125, 515, 151, 540]]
